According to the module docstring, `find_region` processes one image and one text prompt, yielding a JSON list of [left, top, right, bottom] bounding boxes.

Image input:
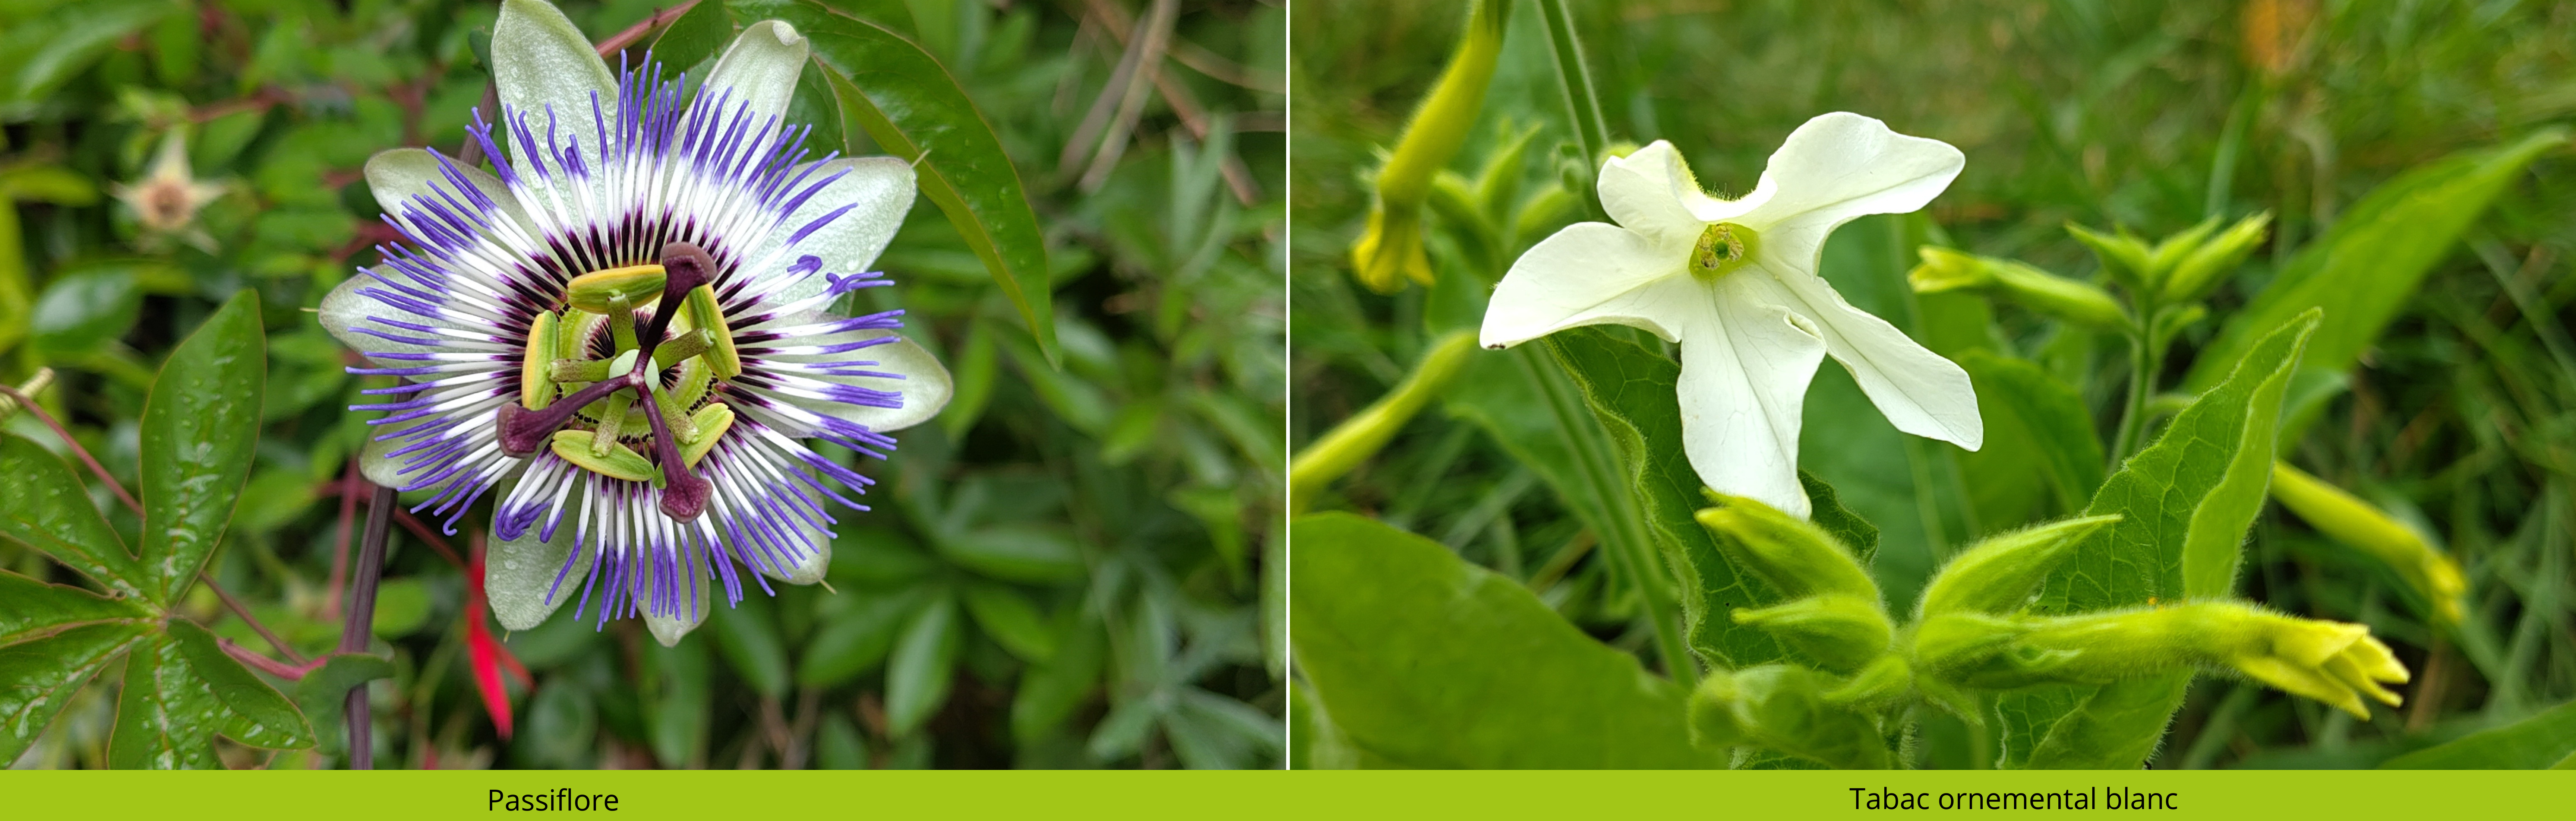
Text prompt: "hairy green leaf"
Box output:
[[2001, 310, 2320, 769], [1289, 512, 1723, 768], [1957, 351, 2104, 517], [2184, 130, 2563, 402], [138, 290, 265, 604], [743, 0, 1058, 365], [2383, 698, 2576, 769]]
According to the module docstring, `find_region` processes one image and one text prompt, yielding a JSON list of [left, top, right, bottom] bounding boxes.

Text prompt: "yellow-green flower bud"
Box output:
[[1688, 665, 1892, 769], [1908, 247, 2128, 329], [2158, 212, 2271, 303], [1731, 594, 1893, 673], [1823, 654, 1914, 708], [2144, 216, 2223, 285], [1929, 602, 2408, 719], [1917, 514, 2120, 618], [1696, 493, 1881, 602], [2066, 222, 2155, 293], [2270, 461, 2467, 625], [1348, 0, 1508, 294]]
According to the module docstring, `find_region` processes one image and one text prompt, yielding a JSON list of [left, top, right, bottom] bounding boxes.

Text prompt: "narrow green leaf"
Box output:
[[0, 570, 150, 644], [2002, 310, 2321, 769], [138, 290, 266, 603], [795, 588, 922, 687], [2184, 130, 2564, 402], [647, 0, 735, 71], [0, 0, 173, 104], [645, 638, 711, 768], [109, 621, 312, 768], [961, 582, 1055, 663], [1290, 512, 1724, 768], [1010, 606, 1103, 746], [884, 591, 961, 737], [0, 435, 143, 598], [28, 264, 141, 357], [706, 593, 791, 700], [937, 525, 1085, 583], [2383, 698, 2576, 769], [758, 0, 1057, 365], [1957, 351, 2104, 517], [0, 622, 145, 763]]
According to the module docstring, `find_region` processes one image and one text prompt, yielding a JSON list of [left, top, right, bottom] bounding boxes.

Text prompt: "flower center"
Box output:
[[495, 241, 741, 521], [1691, 222, 1757, 280]]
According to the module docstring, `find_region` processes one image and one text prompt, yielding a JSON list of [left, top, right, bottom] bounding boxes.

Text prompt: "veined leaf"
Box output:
[[2184, 130, 2563, 406], [742, 0, 1058, 365], [108, 620, 312, 768], [0, 435, 144, 597], [1289, 512, 1723, 768], [138, 290, 265, 604], [0, 622, 147, 763], [2001, 310, 2320, 769], [0, 570, 150, 645], [2382, 698, 2576, 769], [1957, 351, 2104, 517], [291, 653, 394, 758], [646, 0, 735, 71]]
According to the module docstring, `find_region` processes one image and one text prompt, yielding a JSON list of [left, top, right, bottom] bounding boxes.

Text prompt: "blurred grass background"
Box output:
[[1291, 0, 2576, 768], [2, 0, 1283, 768]]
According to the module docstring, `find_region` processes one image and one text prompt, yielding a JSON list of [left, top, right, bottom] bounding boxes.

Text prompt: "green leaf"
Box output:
[[796, 588, 922, 687], [0, 0, 174, 104], [1289, 512, 1724, 768], [645, 638, 711, 768], [961, 582, 1055, 663], [648, 0, 735, 71], [0, 622, 146, 763], [707, 592, 790, 700], [1010, 606, 1103, 746], [748, 0, 1058, 365], [1957, 351, 2104, 518], [290, 653, 393, 758], [884, 590, 961, 738], [1543, 327, 1807, 670], [28, 264, 141, 357], [2000, 310, 2321, 769], [2383, 698, 2576, 769], [2184, 130, 2564, 408], [138, 290, 265, 604], [937, 524, 1085, 583], [0, 569, 149, 644], [109, 621, 312, 768], [0, 435, 143, 597]]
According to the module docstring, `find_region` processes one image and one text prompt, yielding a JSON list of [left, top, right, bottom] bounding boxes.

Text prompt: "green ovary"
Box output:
[[1690, 222, 1759, 281]]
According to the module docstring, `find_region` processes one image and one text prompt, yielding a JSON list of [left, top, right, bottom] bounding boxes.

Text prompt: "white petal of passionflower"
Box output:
[[1480, 222, 1693, 349], [697, 20, 812, 135], [487, 480, 595, 631], [736, 157, 918, 308], [1673, 276, 1829, 520], [491, 0, 617, 185]]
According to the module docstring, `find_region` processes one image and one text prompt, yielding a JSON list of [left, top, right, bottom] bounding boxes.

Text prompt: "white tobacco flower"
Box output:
[[319, 0, 950, 644], [1480, 113, 1982, 519]]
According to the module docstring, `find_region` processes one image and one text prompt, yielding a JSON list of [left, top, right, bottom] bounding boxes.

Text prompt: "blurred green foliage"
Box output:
[[3, 0, 1282, 769], [1292, 0, 2576, 768]]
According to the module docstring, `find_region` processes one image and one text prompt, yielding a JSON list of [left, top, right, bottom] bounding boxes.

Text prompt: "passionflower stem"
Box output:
[[341, 483, 397, 769]]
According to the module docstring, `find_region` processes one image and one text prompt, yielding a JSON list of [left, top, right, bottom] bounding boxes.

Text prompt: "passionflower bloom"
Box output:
[[321, 0, 950, 644], [1480, 113, 1982, 519]]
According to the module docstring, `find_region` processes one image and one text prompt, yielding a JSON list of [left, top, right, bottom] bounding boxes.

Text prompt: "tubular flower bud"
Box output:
[[1924, 602, 2408, 719], [1909, 247, 2128, 329], [2144, 216, 2224, 285], [2159, 212, 2272, 303], [1917, 514, 2120, 618], [2270, 462, 2467, 625], [1688, 665, 1893, 769], [1349, 0, 1508, 293], [1732, 594, 1894, 673], [1696, 493, 1881, 601], [2065, 222, 2155, 293]]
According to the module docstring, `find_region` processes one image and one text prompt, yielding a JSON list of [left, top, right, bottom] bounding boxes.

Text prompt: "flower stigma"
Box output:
[[1692, 222, 1756, 279]]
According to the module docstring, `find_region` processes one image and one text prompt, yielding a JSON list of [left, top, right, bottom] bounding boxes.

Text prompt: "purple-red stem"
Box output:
[[342, 484, 397, 769]]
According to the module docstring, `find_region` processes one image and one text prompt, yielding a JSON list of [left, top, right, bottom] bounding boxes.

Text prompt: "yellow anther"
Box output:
[[565, 264, 669, 314], [680, 403, 736, 468], [520, 310, 559, 410], [551, 430, 656, 482]]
